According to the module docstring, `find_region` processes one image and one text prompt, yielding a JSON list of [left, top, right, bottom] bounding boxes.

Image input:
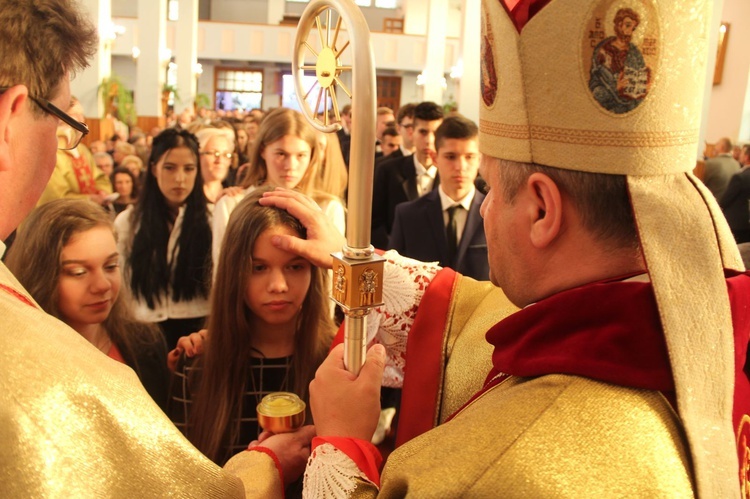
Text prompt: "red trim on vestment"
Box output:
[[395, 267, 457, 447], [249, 446, 286, 498], [0, 283, 35, 307], [107, 343, 126, 364], [726, 272, 750, 476], [312, 436, 383, 486], [445, 373, 510, 424], [500, 0, 554, 32], [485, 275, 676, 393]]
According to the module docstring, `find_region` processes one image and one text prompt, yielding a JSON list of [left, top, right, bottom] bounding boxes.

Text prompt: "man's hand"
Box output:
[[258, 188, 346, 269], [166, 329, 207, 372], [248, 425, 316, 487], [89, 191, 108, 205], [309, 344, 386, 440]]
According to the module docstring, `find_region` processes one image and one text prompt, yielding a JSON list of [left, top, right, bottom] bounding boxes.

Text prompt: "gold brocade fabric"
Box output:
[[353, 375, 694, 498], [438, 276, 516, 424], [0, 262, 280, 498]]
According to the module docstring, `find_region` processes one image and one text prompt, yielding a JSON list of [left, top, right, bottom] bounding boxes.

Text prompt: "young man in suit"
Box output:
[[720, 143, 750, 243], [389, 116, 488, 280], [371, 101, 444, 249]]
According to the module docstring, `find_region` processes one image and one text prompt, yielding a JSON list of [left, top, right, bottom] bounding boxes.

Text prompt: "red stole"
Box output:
[[66, 152, 97, 194]]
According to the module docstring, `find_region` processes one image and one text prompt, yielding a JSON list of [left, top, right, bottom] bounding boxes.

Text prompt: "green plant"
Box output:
[[99, 75, 136, 125], [195, 92, 211, 110], [162, 83, 180, 103]]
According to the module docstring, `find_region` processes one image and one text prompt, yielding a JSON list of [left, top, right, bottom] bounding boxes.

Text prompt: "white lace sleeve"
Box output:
[[303, 443, 377, 499], [366, 250, 441, 388]]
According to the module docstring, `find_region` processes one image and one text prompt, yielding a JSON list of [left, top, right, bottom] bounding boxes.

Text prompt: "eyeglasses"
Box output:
[[201, 151, 234, 160], [0, 87, 89, 150]]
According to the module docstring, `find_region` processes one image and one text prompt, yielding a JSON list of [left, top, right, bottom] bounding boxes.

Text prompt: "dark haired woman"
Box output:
[[114, 128, 213, 350], [110, 166, 139, 215]]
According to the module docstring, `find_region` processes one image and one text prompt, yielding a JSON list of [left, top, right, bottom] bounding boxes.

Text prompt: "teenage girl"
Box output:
[[114, 128, 213, 351], [6, 199, 169, 409], [212, 107, 345, 268], [169, 187, 334, 465]]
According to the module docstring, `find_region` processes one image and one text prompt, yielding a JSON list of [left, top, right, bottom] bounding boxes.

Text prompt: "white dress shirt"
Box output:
[[438, 185, 476, 245], [414, 155, 437, 197]]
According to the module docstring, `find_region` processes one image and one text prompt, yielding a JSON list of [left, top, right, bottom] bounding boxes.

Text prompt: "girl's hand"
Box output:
[[248, 425, 317, 487], [258, 188, 346, 269], [166, 329, 207, 372]]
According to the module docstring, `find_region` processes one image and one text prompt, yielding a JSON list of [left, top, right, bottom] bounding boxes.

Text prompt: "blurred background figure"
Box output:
[[110, 166, 140, 215], [119, 154, 144, 184], [396, 103, 416, 157], [93, 151, 115, 178], [316, 129, 348, 202], [112, 140, 136, 168], [375, 106, 396, 158], [37, 96, 112, 207], [720, 143, 750, 243], [703, 136, 740, 200], [379, 126, 402, 160], [195, 126, 236, 203], [337, 104, 352, 166], [89, 140, 108, 154]]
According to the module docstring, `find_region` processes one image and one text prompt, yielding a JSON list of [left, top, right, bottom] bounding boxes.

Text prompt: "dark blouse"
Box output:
[[169, 354, 293, 465]]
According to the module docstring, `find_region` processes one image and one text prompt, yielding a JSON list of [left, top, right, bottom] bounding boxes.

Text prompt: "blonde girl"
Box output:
[[212, 107, 345, 268]]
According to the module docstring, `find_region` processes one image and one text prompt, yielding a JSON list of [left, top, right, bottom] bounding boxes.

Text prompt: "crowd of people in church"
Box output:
[[1, 0, 747, 497], [2, 81, 495, 490]]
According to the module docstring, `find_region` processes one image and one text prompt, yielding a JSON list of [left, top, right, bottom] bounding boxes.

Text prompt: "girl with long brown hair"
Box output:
[[212, 107, 345, 268], [170, 187, 335, 465], [6, 199, 169, 409]]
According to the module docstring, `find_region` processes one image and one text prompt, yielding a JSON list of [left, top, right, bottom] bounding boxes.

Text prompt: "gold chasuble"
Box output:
[[0, 261, 283, 497]]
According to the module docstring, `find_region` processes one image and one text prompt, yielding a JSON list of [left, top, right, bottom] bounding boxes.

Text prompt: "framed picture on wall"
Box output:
[[713, 22, 730, 85]]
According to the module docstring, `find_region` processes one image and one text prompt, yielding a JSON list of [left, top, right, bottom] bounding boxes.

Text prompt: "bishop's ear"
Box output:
[[526, 172, 563, 249]]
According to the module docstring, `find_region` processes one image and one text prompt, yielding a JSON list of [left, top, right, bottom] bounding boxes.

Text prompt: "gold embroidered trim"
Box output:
[[480, 121, 698, 147], [479, 120, 531, 139]]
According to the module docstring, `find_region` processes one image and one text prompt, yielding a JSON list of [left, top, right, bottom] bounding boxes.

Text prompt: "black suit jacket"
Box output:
[[388, 189, 489, 281], [720, 167, 750, 242], [371, 155, 440, 249], [337, 128, 351, 166], [375, 148, 404, 167]]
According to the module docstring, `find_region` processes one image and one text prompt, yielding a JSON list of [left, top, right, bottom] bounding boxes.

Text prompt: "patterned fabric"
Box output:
[[361, 250, 441, 388], [170, 354, 293, 465]]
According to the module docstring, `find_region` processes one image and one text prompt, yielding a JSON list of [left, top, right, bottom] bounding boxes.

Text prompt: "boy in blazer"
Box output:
[[389, 116, 489, 280]]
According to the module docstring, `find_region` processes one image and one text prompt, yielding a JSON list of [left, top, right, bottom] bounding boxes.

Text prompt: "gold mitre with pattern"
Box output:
[[480, 0, 743, 497]]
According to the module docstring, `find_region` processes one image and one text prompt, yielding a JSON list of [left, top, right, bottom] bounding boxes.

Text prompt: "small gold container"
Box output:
[[256, 392, 306, 433]]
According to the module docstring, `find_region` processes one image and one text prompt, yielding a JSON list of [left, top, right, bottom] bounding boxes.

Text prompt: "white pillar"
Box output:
[[267, 0, 285, 25], [403, 0, 428, 35], [72, 0, 112, 120], [174, 0, 199, 115], [457, 0, 480, 123], [136, 0, 167, 118], [422, 0, 448, 104], [698, 0, 726, 156]]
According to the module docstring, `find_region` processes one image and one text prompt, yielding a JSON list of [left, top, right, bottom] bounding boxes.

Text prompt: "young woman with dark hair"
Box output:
[[110, 166, 139, 214], [114, 128, 213, 350]]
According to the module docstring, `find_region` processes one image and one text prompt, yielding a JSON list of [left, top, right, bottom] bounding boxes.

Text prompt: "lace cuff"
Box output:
[[303, 442, 378, 499], [367, 250, 441, 388]]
